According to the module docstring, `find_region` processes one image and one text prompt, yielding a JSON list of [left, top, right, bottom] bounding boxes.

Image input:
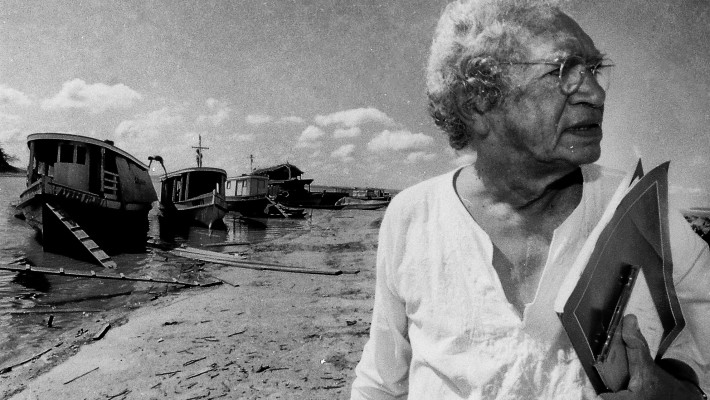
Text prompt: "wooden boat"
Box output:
[[225, 174, 305, 218], [159, 167, 228, 229], [17, 133, 157, 263], [252, 163, 347, 209], [225, 174, 271, 217], [334, 197, 389, 210]]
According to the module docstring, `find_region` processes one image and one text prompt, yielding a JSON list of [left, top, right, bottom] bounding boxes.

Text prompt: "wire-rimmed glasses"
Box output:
[[506, 55, 613, 95]]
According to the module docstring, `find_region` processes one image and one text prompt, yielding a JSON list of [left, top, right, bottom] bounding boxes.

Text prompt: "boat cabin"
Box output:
[[225, 174, 269, 198], [160, 167, 226, 204], [26, 133, 156, 203]]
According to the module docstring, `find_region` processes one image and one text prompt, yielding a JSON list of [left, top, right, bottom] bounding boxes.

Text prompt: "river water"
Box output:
[[0, 175, 311, 367]]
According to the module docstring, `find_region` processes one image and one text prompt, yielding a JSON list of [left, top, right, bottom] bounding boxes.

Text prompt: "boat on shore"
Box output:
[[334, 197, 389, 210], [252, 163, 347, 209], [17, 133, 157, 263], [158, 136, 228, 229], [159, 167, 228, 229], [225, 174, 305, 218]]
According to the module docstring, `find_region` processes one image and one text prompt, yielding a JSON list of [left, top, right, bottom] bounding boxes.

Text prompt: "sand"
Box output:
[[0, 209, 382, 400]]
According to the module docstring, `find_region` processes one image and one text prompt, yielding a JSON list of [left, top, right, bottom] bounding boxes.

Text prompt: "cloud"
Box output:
[[42, 78, 141, 113], [230, 133, 255, 142], [331, 144, 355, 162], [0, 85, 32, 106], [245, 114, 273, 125], [406, 151, 437, 163], [333, 127, 361, 139], [196, 98, 231, 126], [367, 129, 435, 152], [279, 116, 306, 124], [115, 107, 184, 140], [314, 107, 395, 128], [298, 125, 326, 144]]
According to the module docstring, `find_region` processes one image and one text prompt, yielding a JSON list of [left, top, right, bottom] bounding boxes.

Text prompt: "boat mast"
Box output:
[[192, 134, 209, 168], [249, 154, 254, 172]]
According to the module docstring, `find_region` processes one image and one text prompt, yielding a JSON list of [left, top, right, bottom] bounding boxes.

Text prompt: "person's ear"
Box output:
[[454, 89, 492, 138]]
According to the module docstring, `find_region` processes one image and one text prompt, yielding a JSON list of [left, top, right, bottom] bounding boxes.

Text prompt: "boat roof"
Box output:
[[252, 163, 304, 179], [162, 166, 227, 181], [27, 132, 149, 170], [226, 174, 269, 181]]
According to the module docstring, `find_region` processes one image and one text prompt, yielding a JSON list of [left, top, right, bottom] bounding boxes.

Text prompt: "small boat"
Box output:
[[225, 174, 271, 217], [158, 136, 228, 229], [334, 197, 390, 210], [225, 174, 306, 218], [252, 163, 347, 209], [17, 133, 158, 263]]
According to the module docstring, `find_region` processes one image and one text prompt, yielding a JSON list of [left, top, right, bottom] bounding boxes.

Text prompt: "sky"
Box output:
[[1, 0, 708, 209]]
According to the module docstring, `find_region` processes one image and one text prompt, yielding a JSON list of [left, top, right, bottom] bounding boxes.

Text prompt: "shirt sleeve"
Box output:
[[664, 210, 710, 393], [350, 203, 412, 400]]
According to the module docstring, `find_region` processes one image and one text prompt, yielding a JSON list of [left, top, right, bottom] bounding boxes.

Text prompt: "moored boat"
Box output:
[[17, 133, 158, 261], [158, 135, 228, 229], [159, 167, 228, 229], [225, 174, 271, 217]]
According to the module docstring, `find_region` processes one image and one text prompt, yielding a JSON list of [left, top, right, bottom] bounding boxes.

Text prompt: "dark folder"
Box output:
[[558, 161, 685, 394]]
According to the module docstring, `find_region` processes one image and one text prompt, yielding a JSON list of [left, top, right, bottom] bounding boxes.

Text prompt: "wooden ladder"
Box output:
[[45, 203, 117, 269]]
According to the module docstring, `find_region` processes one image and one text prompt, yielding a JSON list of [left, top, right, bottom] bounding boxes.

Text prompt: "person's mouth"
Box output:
[[565, 122, 602, 137]]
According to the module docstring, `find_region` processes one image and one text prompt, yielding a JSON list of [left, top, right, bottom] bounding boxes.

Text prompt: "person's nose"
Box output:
[[570, 71, 606, 108]]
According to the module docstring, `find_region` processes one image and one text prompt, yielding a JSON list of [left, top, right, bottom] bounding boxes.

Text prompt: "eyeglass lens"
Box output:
[[560, 57, 610, 94]]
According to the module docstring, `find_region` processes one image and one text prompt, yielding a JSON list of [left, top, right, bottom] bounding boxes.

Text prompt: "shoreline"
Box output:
[[1, 209, 381, 400]]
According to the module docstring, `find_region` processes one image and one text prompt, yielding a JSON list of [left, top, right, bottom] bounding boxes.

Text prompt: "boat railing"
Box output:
[[103, 171, 119, 200]]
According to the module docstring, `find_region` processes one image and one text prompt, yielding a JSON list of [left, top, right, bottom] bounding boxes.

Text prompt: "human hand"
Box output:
[[599, 314, 705, 400]]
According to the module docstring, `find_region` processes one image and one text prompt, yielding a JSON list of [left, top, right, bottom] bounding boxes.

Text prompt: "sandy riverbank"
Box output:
[[1, 209, 381, 400]]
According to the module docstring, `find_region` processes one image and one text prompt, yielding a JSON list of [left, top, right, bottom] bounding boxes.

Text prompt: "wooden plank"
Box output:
[[0, 264, 221, 287], [169, 248, 343, 276]]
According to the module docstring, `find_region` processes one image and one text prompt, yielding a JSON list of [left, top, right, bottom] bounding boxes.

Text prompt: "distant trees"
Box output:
[[0, 145, 20, 172]]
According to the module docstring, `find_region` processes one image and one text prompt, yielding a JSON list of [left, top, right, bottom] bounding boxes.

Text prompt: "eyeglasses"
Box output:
[[506, 55, 614, 95]]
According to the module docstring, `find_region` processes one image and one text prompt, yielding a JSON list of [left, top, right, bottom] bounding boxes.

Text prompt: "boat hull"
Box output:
[[18, 187, 152, 256], [225, 195, 271, 217], [161, 192, 228, 229]]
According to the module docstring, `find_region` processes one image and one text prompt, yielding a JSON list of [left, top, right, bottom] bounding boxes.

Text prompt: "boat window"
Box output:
[[76, 146, 86, 165], [59, 144, 74, 163], [226, 181, 232, 189]]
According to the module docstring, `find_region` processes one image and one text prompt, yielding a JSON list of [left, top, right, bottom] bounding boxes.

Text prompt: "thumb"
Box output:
[[621, 314, 654, 387]]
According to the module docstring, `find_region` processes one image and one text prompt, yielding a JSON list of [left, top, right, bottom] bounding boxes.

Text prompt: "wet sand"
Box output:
[[1, 209, 381, 400]]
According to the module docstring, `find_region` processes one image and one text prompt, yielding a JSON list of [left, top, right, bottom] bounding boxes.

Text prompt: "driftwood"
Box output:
[[92, 323, 111, 340], [169, 246, 346, 276], [0, 345, 56, 374], [0, 264, 221, 287], [63, 366, 99, 384], [11, 309, 102, 315]]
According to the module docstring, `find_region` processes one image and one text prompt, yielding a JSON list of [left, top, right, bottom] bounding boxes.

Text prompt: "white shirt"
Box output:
[[351, 164, 710, 400]]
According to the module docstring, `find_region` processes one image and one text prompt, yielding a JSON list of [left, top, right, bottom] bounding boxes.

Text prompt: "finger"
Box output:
[[621, 314, 654, 390], [621, 314, 650, 352]]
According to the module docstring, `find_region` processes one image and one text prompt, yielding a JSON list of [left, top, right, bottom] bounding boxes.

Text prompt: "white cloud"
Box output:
[[298, 125, 326, 142], [245, 114, 273, 125], [333, 127, 361, 139], [406, 151, 437, 163], [115, 107, 184, 139], [197, 98, 231, 126], [42, 78, 141, 113], [230, 132, 255, 142], [280, 116, 305, 124], [0, 85, 32, 106], [331, 144, 355, 162], [367, 130, 435, 152], [314, 107, 395, 128]]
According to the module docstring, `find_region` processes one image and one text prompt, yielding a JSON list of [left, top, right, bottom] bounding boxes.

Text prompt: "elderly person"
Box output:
[[350, 1, 710, 399]]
